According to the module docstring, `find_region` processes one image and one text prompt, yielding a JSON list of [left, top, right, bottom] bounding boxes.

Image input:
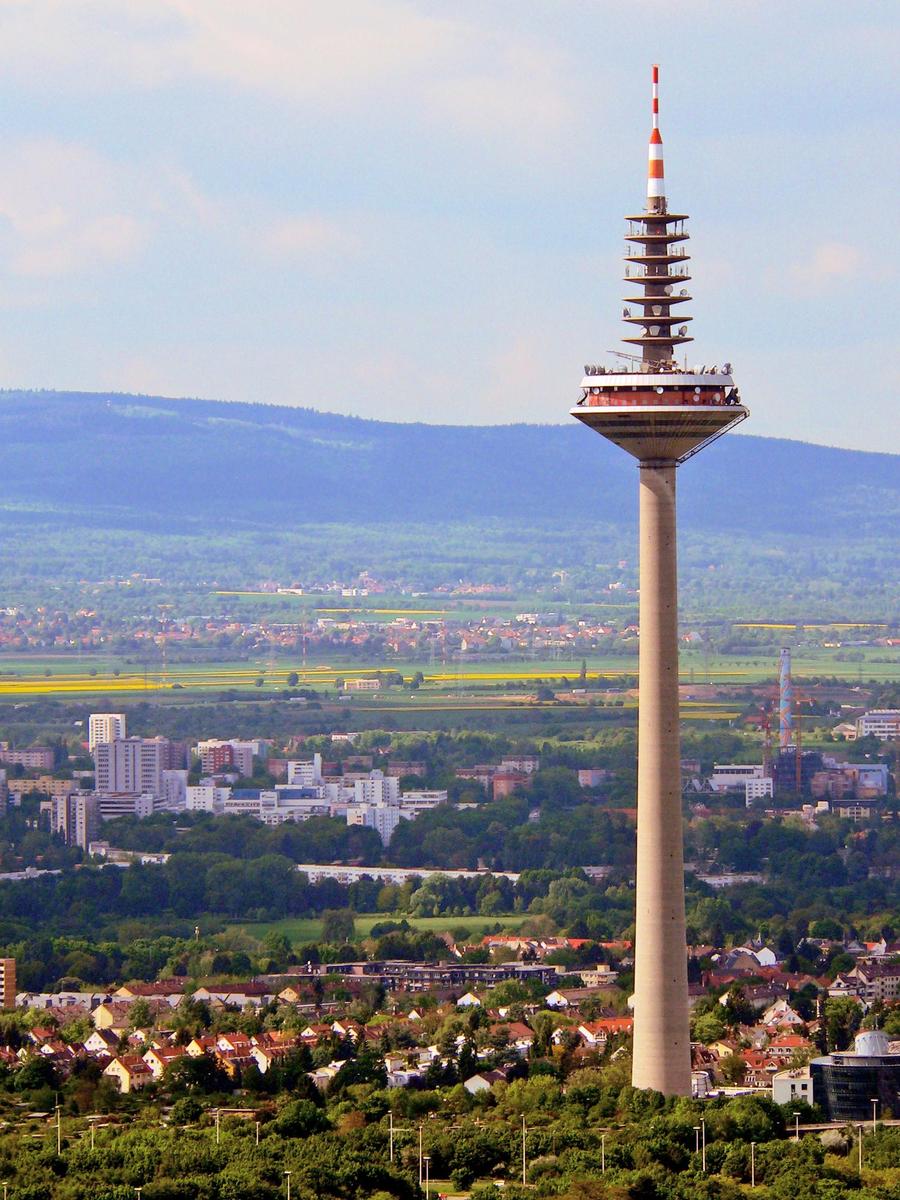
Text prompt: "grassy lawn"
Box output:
[[238, 913, 530, 944]]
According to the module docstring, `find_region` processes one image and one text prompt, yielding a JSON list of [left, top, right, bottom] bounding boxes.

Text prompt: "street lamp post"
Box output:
[[871, 1098, 879, 1135], [389, 1112, 394, 1164], [423, 1155, 430, 1200], [215, 1109, 221, 1146], [701, 1117, 706, 1173], [284, 1170, 291, 1200], [601, 1133, 606, 1173], [750, 1141, 756, 1188], [858, 1125, 864, 1172], [418, 1124, 423, 1186], [793, 1112, 800, 1142], [255, 1121, 260, 1147], [55, 1106, 62, 1156], [521, 1115, 527, 1187], [693, 1126, 700, 1155]]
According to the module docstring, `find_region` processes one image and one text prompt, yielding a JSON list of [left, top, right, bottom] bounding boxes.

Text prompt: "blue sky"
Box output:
[[0, 0, 896, 451]]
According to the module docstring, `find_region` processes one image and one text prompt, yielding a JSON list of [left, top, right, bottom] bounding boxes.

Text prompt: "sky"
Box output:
[[0, 0, 896, 452]]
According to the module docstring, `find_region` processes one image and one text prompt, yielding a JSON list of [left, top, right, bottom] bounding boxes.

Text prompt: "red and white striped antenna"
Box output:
[[647, 64, 666, 212]]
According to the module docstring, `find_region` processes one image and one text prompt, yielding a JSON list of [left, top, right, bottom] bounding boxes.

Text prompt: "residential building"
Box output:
[[0, 747, 54, 770], [353, 771, 399, 806], [772, 1066, 814, 1107], [346, 802, 410, 846], [94, 737, 170, 796], [159, 769, 188, 810], [0, 958, 15, 1010], [287, 755, 323, 786], [856, 710, 900, 741], [46, 792, 100, 850], [88, 713, 126, 753], [194, 739, 261, 777], [186, 785, 231, 813]]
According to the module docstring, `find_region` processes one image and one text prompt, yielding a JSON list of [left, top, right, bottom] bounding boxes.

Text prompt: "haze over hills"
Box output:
[[0, 389, 896, 534], [0, 389, 895, 619]]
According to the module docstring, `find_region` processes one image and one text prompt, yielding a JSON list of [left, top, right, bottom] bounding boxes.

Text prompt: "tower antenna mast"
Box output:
[[570, 65, 748, 1096]]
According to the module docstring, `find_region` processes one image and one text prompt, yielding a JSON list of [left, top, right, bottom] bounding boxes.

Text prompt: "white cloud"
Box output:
[[790, 241, 863, 288], [0, 141, 147, 277], [0, 2, 581, 155], [259, 216, 360, 264]]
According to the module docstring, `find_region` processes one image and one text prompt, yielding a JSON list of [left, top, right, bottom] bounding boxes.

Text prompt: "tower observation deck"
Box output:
[[570, 66, 749, 1097]]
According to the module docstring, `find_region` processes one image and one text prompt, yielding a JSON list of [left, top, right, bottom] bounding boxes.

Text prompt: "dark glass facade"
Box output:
[[810, 1053, 900, 1121]]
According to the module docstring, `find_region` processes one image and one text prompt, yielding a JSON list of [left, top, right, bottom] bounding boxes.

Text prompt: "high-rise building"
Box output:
[[0, 958, 15, 1010], [194, 739, 257, 777], [48, 791, 100, 850], [88, 713, 126, 753], [94, 737, 169, 796], [570, 66, 748, 1095]]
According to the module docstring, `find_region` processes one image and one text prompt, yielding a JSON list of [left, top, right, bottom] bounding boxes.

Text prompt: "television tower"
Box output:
[[571, 66, 748, 1095]]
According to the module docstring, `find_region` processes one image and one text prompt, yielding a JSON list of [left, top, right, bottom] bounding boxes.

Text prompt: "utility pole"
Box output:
[[418, 1123, 423, 1186], [388, 1112, 393, 1163], [56, 1106, 61, 1156], [858, 1125, 864, 1172]]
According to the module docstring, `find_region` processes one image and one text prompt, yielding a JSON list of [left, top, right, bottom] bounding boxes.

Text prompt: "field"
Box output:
[[238, 913, 530, 944], [0, 643, 894, 704]]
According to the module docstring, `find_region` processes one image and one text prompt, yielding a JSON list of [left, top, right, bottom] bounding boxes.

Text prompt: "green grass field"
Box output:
[[238, 913, 530, 944]]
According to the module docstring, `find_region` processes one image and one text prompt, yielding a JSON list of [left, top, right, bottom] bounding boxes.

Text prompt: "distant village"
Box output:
[[3, 924, 900, 1121]]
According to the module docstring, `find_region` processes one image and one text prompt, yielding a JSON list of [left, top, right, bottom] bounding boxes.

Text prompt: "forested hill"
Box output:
[[0, 389, 895, 538]]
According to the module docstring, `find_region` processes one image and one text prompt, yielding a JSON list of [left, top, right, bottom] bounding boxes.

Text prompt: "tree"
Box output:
[[824, 997, 862, 1051], [321, 908, 356, 943], [272, 1098, 330, 1137], [287, 672, 299, 687]]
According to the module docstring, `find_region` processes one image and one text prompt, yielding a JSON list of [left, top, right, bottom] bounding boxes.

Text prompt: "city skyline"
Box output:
[[0, 2, 894, 452]]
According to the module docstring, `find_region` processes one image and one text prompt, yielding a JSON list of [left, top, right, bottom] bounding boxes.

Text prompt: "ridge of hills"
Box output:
[[0, 389, 895, 618], [0, 389, 895, 535]]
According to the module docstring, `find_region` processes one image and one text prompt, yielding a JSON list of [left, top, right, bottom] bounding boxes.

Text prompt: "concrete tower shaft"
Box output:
[[569, 65, 749, 1096]]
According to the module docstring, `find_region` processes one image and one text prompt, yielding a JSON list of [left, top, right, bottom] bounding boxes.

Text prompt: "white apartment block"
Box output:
[[709, 764, 766, 793], [745, 778, 774, 804], [88, 713, 126, 753], [287, 755, 323, 786], [94, 738, 168, 796], [399, 790, 448, 813], [353, 771, 400, 806], [96, 792, 156, 821], [856, 710, 900, 741], [186, 786, 231, 813], [295, 863, 521, 885], [160, 770, 188, 810], [346, 802, 411, 846], [47, 792, 100, 850]]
